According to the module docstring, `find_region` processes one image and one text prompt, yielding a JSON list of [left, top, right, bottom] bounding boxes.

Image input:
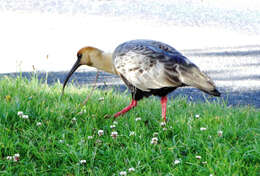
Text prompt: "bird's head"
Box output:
[[62, 46, 114, 95], [76, 47, 104, 66]]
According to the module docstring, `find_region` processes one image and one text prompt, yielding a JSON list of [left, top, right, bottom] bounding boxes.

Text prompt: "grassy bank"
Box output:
[[0, 75, 259, 175]]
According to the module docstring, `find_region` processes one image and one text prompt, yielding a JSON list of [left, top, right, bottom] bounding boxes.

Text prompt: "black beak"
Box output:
[[62, 58, 81, 96]]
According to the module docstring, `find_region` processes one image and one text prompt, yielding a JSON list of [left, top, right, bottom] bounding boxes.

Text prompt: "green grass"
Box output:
[[0, 75, 259, 176]]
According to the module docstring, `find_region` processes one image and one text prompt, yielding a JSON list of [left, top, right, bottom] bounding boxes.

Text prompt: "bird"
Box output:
[[62, 39, 220, 121]]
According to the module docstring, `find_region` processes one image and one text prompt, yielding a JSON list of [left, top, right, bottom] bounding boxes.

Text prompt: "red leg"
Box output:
[[161, 96, 167, 121], [113, 100, 137, 118]]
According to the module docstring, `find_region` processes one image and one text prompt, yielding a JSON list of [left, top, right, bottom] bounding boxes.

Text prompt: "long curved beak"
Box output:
[[62, 59, 81, 96]]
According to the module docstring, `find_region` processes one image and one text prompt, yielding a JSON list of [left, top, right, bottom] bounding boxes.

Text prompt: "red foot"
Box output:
[[161, 96, 167, 121], [114, 100, 137, 118]]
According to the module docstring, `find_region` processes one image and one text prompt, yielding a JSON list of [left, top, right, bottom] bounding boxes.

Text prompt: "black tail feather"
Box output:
[[206, 88, 221, 97]]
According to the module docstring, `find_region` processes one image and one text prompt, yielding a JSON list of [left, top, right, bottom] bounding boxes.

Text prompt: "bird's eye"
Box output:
[[77, 53, 82, 59]]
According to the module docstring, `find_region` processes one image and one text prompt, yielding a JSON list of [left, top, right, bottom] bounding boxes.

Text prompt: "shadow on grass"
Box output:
[[1, 71, 260, 108]]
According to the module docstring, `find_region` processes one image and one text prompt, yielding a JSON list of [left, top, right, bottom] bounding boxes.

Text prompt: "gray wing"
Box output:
[[113, 39, 190, 66], [113, 40, 217, 92], [114, 39, 181, 57]]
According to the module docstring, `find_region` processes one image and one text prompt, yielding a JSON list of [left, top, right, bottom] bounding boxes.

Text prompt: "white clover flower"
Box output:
[[14, 153, 20, 157], [153, 132, 159, 136], [195, 114, 200, 118], [202, 161, 207, 164], [135, 117, 141, 121], [119, 171, 127, 176], [151, 137, 158, 145], [160, 122, 166, 127], [17, 111, 23, 117], [129, 131, 135, 136], [98, 130, 104, 136], [36, 122, 42, 126], [209, 174, 213, 176], [98, 97, 104, 101], [174, 159, 180, 165], [80, 160, 86, 164], [13, 153, 20, 162], [88, 136, 93, 139], [110, 125, 116, 129], [6, 154, 20, 162], [71, 117, 77, 122], [6, 156, 13, 160], [111, 131, 118, 139], [200, 127, 207, 131], [195, 155, 202, 160], [22, 114, 29, 119], [128, 167, 135, 172], [217, 130, 223, 137], [113, 121, 118, 125]]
